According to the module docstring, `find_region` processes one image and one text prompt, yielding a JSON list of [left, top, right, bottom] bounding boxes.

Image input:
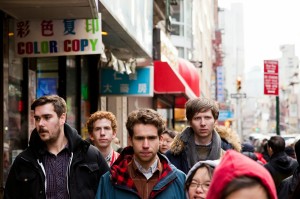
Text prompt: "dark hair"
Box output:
[[220, 176, 270, 199], [267, 136, 285, 154], [86, 111, 117, 133], [185, 98, 219, 121], [161, 129, 177, 139], [31, 95, 67, 117], [185, 163, 215, 191], [126, 108, 165, 138]]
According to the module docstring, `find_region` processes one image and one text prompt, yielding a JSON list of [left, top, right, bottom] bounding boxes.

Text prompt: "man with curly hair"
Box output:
[[86, 111, 120, 167]]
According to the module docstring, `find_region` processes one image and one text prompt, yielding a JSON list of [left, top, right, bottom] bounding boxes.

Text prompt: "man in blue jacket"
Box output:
[[95, 108, 186, 199], [4, 95, 109, 199]]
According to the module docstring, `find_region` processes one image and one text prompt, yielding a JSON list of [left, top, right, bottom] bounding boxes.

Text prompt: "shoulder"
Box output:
[[216, 126, 241, 152]]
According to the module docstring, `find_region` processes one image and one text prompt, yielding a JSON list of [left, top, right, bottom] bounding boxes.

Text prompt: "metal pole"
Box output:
[[276, 96, 280, 135], [236, 97, 243, 141]]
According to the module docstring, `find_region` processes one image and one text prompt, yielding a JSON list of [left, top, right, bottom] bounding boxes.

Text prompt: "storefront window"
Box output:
[[3, 18, 25, 183], [66, 56, 77, 128], [80, 57, 90, 139]]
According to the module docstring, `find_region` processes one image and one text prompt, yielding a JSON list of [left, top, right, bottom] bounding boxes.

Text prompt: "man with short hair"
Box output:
[[264, 135, 298, 191], [86, 111, 120, 167], [4, 95, 109, 199], [95, 108, 186, 199], [166, 97, 238, 174]]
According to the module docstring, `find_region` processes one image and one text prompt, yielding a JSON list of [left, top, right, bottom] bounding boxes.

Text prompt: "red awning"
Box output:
[[178, 58, 200, 96], [154, 61, 198, 107]]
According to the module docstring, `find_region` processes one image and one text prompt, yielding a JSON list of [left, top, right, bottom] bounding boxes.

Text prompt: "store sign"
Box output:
[[100, 67, 153, 96], [264, 60, 279, 96], [14, 14, 102, 57], [218, 110, 233, 121]]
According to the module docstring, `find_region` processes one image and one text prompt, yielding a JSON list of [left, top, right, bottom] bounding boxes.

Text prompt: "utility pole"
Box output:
[[236, 77, 243, 140], [276, 96, 280, 135]]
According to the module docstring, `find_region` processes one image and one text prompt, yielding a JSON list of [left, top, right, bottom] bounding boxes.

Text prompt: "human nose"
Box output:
[[143, 138, 149, 148], [99, 128, 106, 136], [195, 184, 205, 193]]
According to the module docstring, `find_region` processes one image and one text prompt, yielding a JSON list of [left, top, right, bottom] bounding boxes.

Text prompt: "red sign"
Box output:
[[264, 60, 279, 95]]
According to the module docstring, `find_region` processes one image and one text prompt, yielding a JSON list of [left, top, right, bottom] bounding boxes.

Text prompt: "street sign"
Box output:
[[218, 110, 233, 121], [264, 60, 279, 96], [230, 93, 247, 98]]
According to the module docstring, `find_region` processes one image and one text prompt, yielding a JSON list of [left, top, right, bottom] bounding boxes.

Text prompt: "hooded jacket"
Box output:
[[185, 160, 219, 199], [95, 146, 186, 199], [166, 126, 241, 174], [4, 123, 109, 199], [206, 150, 277, 199], [278, 167, 300, 199], [264, 151, 298, 190]]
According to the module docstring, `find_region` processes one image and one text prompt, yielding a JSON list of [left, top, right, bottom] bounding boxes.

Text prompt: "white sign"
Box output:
[[14, 14, 102, 57]]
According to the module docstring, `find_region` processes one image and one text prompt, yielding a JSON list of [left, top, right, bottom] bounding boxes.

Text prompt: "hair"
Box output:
[[86, 111, 117, 133], [220, 176, 270, 199], [185, 163, 215, 191], [161, 129, 177, 139], [126, 108, 165, 138], [31, 95, 67, 117], [185, 97, 219, 121], [267, 136, 285, 154]]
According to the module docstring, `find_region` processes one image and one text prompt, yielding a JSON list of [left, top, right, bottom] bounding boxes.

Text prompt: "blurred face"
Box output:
[[130, 124, 160, 170], [188, 167, 211, 199], [33, 103, 66, 145], [225, 184, 268, 199], [90, 118, 116, 151], [189, 110, 217, 144], [159, 133, 174, 154]]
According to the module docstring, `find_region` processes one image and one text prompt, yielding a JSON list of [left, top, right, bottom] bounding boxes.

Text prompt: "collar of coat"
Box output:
[[169, 126, 241, 155], [28, 123, 89, 157], [110, 146, 172, 193]]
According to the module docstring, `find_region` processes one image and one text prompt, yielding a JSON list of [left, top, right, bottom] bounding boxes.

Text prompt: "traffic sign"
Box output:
[[264, 60, 279, 96], [230, 93, 247, 98]]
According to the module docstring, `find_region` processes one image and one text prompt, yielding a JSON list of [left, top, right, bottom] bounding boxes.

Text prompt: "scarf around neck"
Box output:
[[181, 127, 221, 170]]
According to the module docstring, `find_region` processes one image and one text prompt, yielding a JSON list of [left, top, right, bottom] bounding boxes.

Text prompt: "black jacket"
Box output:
[[278, 167, 300, 199], [264, 151, 298, 191], [4, 123, 109, 199]]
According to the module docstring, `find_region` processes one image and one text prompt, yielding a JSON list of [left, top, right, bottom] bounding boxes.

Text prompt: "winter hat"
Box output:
[[242, 142, 255, 152]]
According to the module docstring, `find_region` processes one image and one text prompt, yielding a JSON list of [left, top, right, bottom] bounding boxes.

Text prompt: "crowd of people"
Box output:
[[3, 95, 300, 199]]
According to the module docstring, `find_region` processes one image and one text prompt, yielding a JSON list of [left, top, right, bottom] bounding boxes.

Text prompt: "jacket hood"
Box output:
[[170, 126, 241, 155], [206, 150, 277, 199], [185, 160, 220, 182], [270, 152, 297, 173], [29, 123, 88, 156], [185, 160, 220, 199]]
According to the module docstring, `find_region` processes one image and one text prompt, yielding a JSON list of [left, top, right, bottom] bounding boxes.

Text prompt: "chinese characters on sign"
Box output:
[[264, 60, 279, 96], [14, 14, 102, 57], [100, 67, 153, 96]]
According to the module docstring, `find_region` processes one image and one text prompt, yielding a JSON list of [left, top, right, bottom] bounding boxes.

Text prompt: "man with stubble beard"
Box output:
[[4, 95, 109, 199]]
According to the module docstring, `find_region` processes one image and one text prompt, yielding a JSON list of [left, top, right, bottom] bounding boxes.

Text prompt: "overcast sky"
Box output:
[[219, 0, 300, 69]]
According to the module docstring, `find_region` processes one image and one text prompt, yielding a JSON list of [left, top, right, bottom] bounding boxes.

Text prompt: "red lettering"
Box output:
[[72, 39, 80, 51], [64, 40, 71, 52], [17, 42, 25, 54]]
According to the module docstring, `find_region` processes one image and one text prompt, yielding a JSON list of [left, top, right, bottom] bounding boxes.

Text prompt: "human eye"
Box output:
[[34, 116, 41, 122], [135, 136, 144, 141], [193, 117, 201, 121], [148, 136, 158, 140], [189, 182, 198, 188], [104, 126, 111, 130], [44, 115, 51, 120]]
